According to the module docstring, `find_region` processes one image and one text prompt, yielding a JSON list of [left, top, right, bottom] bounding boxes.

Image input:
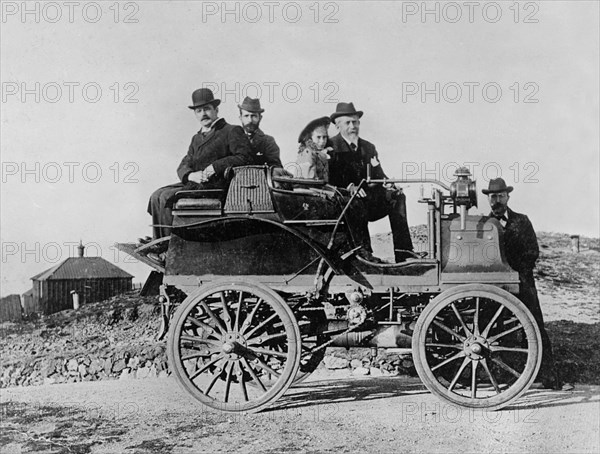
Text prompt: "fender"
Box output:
[[172, 215, 342, 275]]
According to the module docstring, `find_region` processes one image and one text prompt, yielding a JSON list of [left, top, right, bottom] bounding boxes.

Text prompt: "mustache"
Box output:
[[491, 203, 505, 210]]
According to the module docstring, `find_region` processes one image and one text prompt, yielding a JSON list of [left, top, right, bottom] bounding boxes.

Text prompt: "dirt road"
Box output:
[[2, 370, 598, 454]]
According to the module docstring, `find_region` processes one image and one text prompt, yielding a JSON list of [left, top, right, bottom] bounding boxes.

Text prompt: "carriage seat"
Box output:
[[172, 189, 224, 216]]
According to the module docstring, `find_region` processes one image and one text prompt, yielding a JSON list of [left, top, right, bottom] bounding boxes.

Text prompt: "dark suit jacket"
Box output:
[[177, 118, 252, 186], [249, 129, 282, 167], [327, 134, 388, 188], [500, 207, 540, 277]]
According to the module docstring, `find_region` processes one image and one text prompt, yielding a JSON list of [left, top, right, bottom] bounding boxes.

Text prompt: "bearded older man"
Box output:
[[327, 102, 414, 262]]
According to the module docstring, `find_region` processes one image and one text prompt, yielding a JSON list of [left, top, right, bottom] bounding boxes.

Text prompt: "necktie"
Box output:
[[495, 214, 508, 222]]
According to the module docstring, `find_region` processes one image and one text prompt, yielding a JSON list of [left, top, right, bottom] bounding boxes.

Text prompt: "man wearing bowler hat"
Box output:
[[328, 102, 414, 262], [143, 88, 252, 263], [238, 97, 282, 167], [483, 177, 562, 389]]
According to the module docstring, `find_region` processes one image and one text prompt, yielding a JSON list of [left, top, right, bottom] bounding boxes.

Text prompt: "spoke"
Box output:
[[248, 347, 288, 358], [482, 305, 505, 337], [220, 292, 233, 332], [240, 299, 264, 334], [431, 351, 466, 371], [246, 331, 287, 345], [237, 362, 248, 402], [241, 357, 266, 392], [244, 313, 279, 339], [488, 324, 524, 344], [426, 343, 463, 349], [204, 365, 223, 397], [473, 297, 480, 335], [489, 346, 529, 353], [187, 316, 220, 336], [451, 303, 472, 337], [223, 361, 234, 403], [491, 357, 521, 378], [432, 320, 466, 342], [182, 352, 212, 361], [253, 358, 281, 378], [200, 301, 227, 335], [180, 335, 221, 348], [481, 358, 501, 394], [188, 354, 225, 381], [234, 291, 244, 332], [449, 357, 471, 391], [471, 360, 479, 398]]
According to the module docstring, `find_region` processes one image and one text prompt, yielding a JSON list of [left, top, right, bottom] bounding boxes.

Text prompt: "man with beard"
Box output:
[[327, 102, 414, 263], [484, 178, 563, 389], [143, 88, 252, 264], [238, 97, 282, 167]]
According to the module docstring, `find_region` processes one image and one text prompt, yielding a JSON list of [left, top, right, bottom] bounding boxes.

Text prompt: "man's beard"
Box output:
[[345, 131, 359, 141], [491, 202, 506, 214], [244, 123, 258, 133]]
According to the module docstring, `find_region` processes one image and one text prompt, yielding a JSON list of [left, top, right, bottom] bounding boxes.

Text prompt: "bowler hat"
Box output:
[[482, 178, 514, 195], [298, 116, 331, 143], [330, 102, 364, 122], [238, 97, 264, 113], [188, 88, 221, 109]]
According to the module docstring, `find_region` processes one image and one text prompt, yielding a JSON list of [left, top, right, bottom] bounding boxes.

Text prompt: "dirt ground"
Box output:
[[1, 371, 599, 454]]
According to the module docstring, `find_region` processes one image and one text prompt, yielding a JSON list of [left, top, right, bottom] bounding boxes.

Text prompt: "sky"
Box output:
[[1, 0, 599, 296]]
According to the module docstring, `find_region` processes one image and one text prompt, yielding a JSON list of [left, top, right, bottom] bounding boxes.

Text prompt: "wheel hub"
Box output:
[[464, 335, 489, 360], [221, 332, 248, 359]]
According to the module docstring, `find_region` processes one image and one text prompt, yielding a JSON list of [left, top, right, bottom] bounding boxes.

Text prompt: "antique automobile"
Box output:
[[117, 166, 542, 413]]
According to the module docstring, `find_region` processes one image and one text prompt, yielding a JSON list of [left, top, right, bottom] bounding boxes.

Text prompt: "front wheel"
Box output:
[[412, 284, 542, 410], [167, 280, 301, 413]]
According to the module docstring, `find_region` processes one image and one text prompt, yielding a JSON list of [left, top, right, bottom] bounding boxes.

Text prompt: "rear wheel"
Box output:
[[167, 280, 301, 413], [412, 284, 541, 410]]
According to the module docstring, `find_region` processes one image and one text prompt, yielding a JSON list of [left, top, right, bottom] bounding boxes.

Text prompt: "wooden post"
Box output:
[[570, 235, 580, 253]]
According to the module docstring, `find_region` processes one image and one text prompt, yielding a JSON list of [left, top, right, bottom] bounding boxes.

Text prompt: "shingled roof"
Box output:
[[31, 257, 133, 281]]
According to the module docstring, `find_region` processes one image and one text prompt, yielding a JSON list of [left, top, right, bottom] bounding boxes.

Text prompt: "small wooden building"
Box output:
[[29, 244, 133, 315]]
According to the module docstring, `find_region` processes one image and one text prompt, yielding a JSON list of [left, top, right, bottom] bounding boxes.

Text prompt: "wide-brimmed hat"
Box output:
[[330, 102, 364, 122], [298, 117, 331, 143], [238, 97, 264, 113], [482, 178, 514, 195], [188, 88, 221, 109]]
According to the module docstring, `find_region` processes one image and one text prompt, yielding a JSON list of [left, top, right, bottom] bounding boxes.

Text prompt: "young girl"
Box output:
[[296, 116, 332, 181]]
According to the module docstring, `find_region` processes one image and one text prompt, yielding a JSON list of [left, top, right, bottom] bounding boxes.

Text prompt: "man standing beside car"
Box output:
[[483, 178, 564, 390]]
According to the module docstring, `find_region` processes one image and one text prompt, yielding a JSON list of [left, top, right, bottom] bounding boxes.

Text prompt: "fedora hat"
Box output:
[[238, 97, 264, 113], [188, 88, 221, 109], [330, 102, 363, 122], [482, 178, 514, 195], [298, 116, 331, 143]]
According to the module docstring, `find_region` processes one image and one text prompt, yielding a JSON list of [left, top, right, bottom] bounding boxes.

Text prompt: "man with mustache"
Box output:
[[484, 178, 562, 389], [327, 102, 414, 262], [144, 88, 252, 264], [238, 97, 282, 167]]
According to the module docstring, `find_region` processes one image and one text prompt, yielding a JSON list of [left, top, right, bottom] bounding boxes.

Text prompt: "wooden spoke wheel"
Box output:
[[412, 284, 542, 410], [167, 281, 301, 413]]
